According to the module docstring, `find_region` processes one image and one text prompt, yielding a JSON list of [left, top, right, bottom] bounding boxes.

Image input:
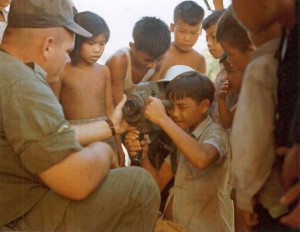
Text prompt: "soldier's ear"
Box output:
[[42, 36, 55, 60]]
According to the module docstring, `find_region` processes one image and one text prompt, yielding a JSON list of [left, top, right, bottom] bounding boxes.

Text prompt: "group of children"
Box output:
[[49, 0, 299, 231]]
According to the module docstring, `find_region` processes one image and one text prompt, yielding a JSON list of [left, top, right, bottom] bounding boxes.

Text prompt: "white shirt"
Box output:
[[230, 37, 288, 217], [0, 8, 8, 44]]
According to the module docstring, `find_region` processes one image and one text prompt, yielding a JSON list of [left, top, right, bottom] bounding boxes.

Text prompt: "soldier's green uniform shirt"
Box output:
[[0, 50, 81, 226]]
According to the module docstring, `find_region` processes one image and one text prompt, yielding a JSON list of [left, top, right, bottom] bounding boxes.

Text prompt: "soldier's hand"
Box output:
[[110, 94, 128, 135]]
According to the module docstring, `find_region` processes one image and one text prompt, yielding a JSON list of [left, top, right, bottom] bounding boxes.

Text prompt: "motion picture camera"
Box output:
[[123, 82, 171, 133], [123, 82, 172, 165]]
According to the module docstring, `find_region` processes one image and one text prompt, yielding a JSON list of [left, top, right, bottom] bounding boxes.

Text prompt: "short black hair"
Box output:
[[174, 1, 204, 26], [133, 16, 171, 59], [166, 71, 215, 104], [216, 10, 251, 52], [71, 11, 110, 65], [202, 9, 225, 30]]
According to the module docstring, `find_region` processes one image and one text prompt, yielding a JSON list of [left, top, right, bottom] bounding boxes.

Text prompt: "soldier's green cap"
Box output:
[[8, 0, 92, 37]]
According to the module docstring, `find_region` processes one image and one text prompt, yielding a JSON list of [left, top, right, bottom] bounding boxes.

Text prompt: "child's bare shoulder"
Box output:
[[189, 48, 205, 60], [61, 63, 108, 86], [94, 63, 108, 71], [166, 46, 206, 73], [191, 49, 206, 73], [167, 46, 205, 65], [94, 63, 110, 77], [106, 49, 129, 81], [106, 49, 128, 67], [60, 62, 72, 76], [60, 62, 77, 81]]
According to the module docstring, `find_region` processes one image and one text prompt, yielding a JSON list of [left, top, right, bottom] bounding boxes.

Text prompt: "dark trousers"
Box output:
[[251, 204, 296, 232]]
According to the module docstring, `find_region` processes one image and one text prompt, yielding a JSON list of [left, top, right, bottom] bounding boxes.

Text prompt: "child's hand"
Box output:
[[124, 127, 149, 161], [218, 79, 230, 100], [277, 144, 300, 190], [241, 197, 259, 227], [124, 126, 140, 149], [280, 183, 300, 228], [144, 96, 167, 126], [242, 210, 259, 227]]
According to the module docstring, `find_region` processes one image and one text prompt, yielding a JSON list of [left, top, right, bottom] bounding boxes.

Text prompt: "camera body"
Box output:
[[123, 82, 171, 133], [123, 82, 172, 165]]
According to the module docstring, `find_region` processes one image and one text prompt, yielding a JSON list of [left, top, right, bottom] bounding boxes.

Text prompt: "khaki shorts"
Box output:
[[155, 219, 187, 232]]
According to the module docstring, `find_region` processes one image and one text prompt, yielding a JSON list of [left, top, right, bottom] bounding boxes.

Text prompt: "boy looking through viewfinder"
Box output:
[[126, 71, 234, 232]]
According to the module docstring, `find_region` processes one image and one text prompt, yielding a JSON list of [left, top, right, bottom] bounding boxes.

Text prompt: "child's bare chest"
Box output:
[[167, 50, 199, 67], [131, 67, 148, 84], [64, 69, 106, 97]]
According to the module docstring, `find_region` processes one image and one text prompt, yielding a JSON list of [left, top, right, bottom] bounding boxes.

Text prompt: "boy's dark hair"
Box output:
[[202, 9, 225, 30], [174, 1, 204, 26], [70, 11, 110, 65], [166, 71, 215, 104], [133, 16, 171, 59], [216, 10, 251, 52]]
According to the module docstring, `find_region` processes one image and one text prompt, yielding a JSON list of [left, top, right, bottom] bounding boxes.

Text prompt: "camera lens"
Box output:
[[124, 99, 140, 116]]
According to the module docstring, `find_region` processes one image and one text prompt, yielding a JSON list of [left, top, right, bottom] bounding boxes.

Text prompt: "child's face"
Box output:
[[204, 24, 224, 59], [219, 41, 250, 72], [169, 97, 207, 131], [171, 19, 201, 52], [0, 0, 11, 8], [80, 33, 107, 64], [131, 48, 163, 72], [223, 61, 243, 94]]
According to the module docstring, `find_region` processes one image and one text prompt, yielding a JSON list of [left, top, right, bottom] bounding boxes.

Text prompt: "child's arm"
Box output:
[[106, 53, 127, 106], [104, 66, 114, 116], [213, 0, 224, 10], [149, 57, 166, 81], [104, 66, 126, 166], [280, 182, 300, 228], [49, 71, 64, 100], [125, 127, 174, 191], [196, 54, 207, 75], [144, 97, 220, 170], [218, 79, 234, 129], [278, 144, 300, 228]]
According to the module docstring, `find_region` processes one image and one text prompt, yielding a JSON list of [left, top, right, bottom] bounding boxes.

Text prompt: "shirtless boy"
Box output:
[[106, 16, 171, 105], [150, 1, 206, 81]]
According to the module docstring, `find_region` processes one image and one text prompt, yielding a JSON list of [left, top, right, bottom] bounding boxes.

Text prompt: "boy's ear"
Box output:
[[129, 42, 136, 52], [170, 23, 175, 32], [200, 99, 210, 114]]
